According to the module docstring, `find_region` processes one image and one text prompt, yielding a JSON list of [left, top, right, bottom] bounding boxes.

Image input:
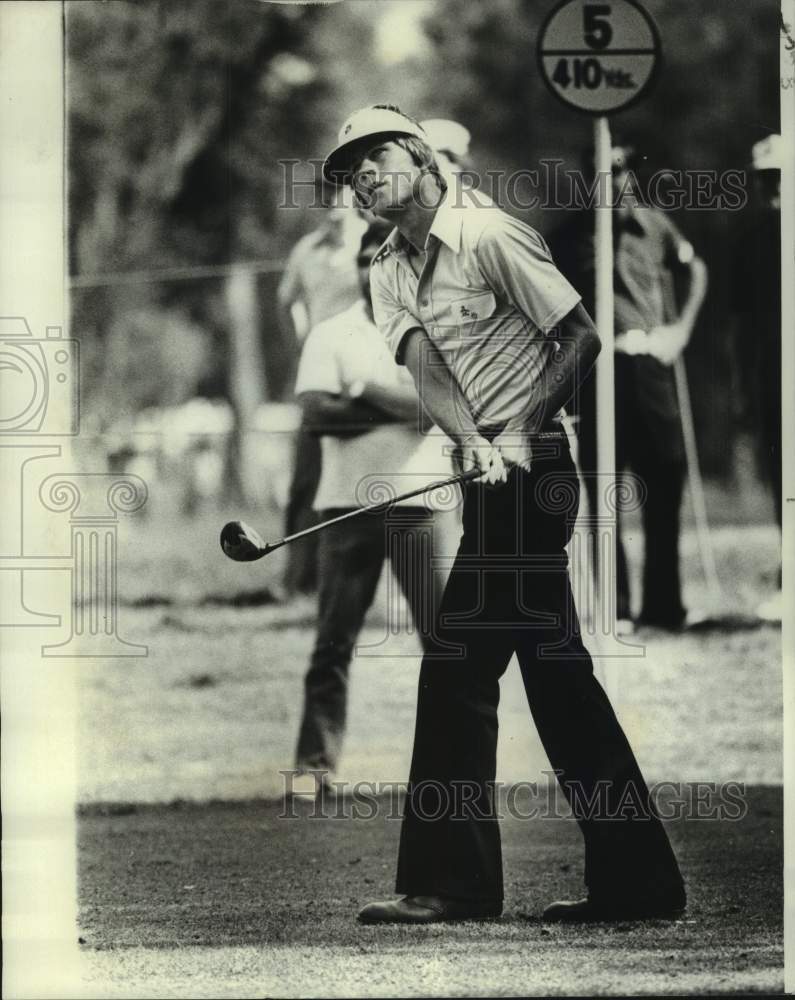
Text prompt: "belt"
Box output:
[[480, 420, 568, 441]]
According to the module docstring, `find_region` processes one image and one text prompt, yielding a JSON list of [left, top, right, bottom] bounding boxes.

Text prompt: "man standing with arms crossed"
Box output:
[[277, 184, 367, 597], [293, 220, 452, 793], [323, 106, 685, 924]]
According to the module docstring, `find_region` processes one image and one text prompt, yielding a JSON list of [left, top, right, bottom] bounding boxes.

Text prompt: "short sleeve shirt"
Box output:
[[295, 300, 454, 510], [369, 194, 581, 432], [279, 224, 364, 330], [550, 206, 695, 334], [613, 207, 695, 333], [550, 206, 695, 439]]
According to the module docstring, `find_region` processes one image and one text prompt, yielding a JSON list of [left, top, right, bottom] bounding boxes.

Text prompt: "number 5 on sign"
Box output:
[[538, 0, 661, 114], [583, 4, 613, 48]]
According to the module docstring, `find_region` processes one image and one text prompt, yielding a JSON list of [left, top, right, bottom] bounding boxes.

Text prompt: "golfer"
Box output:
[[323, 105, 686, 924]]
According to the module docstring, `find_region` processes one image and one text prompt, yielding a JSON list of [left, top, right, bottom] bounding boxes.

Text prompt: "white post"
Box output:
[[779, 0, 794, 992], [594, 116, 618, 659]]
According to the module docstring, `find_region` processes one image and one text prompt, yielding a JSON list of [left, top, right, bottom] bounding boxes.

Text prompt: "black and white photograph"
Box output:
[[1, 0, 793, 996]]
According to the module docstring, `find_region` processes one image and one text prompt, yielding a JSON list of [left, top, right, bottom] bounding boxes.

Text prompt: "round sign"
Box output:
[[537, 0, 661, 114]]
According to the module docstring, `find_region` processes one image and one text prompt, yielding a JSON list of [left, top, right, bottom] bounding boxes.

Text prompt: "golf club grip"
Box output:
[[348, 467, 481, 514], [455, 467, 483, 484]]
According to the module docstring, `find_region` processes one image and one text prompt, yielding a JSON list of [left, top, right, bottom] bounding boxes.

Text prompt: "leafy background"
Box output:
[[67, 0, 781, 478]]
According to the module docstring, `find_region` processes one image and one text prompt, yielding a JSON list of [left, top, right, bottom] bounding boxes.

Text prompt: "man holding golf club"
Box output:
[[319, 105, 686, 924]]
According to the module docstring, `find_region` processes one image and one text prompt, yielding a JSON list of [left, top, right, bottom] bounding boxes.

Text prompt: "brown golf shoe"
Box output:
[[357, 895, 502, 924]]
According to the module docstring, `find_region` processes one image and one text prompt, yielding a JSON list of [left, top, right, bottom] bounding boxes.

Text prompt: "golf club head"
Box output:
[[220, 520, 270, 562]]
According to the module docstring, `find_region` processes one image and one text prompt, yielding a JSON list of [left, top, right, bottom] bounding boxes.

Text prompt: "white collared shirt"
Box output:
[[295, 300, 455, 510]]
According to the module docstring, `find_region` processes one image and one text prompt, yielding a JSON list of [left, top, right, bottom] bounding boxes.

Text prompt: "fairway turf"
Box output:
[[75, 513, 784, 995], [77, 521, 783, 803], [77, 787, 783, 995]]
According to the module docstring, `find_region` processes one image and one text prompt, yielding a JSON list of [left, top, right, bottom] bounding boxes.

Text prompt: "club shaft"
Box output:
[[270, 468, 482, 551]]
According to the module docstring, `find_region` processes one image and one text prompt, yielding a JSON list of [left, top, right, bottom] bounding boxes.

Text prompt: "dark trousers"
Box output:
[[296, 506, 442, 774], [283, 426, 321, 596], [580, 452, 687, 625], [578, 358, 687, 626], [396, 444, 685, 906]]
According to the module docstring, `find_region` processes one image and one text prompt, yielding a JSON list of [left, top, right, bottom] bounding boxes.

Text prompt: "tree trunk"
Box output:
[[225, 267, 266, 507]]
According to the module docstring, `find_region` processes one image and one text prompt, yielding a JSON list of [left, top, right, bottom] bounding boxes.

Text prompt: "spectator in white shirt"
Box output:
[[293, 221, 454, 788]]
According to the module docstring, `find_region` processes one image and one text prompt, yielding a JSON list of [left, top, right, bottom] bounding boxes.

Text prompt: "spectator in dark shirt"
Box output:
[[732, 135, 782, 622], [552, 143, 708, 631]]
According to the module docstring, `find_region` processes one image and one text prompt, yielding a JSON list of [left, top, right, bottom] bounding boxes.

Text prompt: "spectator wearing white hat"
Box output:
[[421, 117, 494, 206]]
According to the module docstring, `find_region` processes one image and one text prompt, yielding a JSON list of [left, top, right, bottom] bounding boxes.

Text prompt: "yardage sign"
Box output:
[[538, 0, 661, 114]]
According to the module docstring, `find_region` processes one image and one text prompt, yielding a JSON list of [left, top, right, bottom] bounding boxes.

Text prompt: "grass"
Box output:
[[75, 490, 784, 996], [77, 787, 783, 995], [80, 509, 782, 803]]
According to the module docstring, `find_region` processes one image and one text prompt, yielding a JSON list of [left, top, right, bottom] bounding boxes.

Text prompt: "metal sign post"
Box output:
[[593, 114, 617, 637], [538, 0, 661, 659]]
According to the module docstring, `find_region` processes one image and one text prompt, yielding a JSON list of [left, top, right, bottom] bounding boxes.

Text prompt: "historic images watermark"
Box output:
[[0, 316, 148, 656], [278, 158, 747, 213], [336, 330, 642, 658], [347, 469, 642, 657], [278, 769, 748, 823]]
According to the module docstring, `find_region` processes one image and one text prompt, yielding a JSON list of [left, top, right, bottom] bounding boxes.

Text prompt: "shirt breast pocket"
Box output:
[[435, 289, 498, 332]]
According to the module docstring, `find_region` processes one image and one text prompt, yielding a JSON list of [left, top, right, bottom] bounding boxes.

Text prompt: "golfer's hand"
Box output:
[[490, 430, 531, 473], [461, 436, 507, 485], [646, 323, 688, 366]]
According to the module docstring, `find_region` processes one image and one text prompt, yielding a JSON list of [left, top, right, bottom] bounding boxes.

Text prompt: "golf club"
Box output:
[[220, 467, 482, 563]]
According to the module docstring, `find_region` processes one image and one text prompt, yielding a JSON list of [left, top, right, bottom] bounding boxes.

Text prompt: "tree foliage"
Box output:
[[417, 0, 779, 182], [67, 0, 780, 473], [68, 0, 345, 273], [67, 0, 373, 420], [415, 0, 780, 474]]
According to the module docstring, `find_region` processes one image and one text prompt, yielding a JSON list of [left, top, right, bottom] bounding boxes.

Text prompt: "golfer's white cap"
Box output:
[[323, 106, 428, 185], [420, 119, 471, 160], [751, 134, 782, 171]]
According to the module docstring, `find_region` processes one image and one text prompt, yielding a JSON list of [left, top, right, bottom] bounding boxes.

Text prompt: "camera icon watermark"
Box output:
[[0, 315, 147, 656], [0, 317, 79, 436]]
